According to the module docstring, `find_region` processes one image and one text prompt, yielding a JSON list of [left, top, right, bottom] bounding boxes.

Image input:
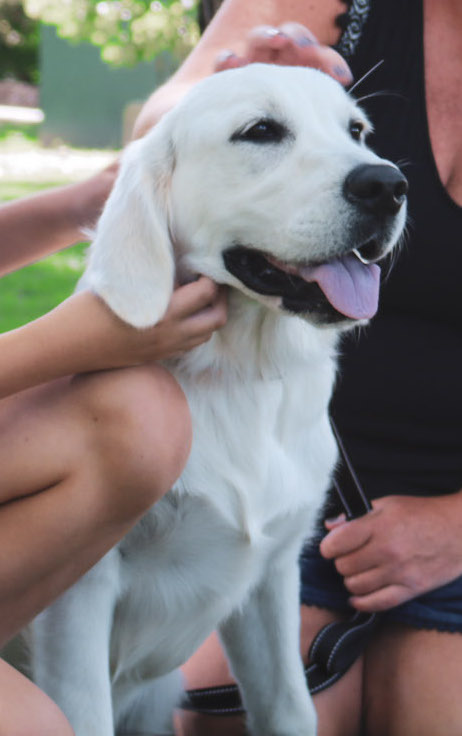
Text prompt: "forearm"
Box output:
[[0, 165, 117, 276], [0, 292, 124, 398], [0, 278, 228, 399]]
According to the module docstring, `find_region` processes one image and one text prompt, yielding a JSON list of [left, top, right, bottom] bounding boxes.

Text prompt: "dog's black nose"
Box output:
[[344, 164, 408, 216]]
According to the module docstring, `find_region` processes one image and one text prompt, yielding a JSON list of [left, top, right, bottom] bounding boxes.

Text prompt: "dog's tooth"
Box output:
[[352, 248, 371, 265]]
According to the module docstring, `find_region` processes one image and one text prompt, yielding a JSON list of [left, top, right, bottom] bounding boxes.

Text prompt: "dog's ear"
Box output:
[[84, 123, 175, 328]]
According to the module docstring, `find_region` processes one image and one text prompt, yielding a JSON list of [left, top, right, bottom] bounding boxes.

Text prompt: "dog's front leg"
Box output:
[[30, 551, 120, 736], [219, 548, 316, 736]]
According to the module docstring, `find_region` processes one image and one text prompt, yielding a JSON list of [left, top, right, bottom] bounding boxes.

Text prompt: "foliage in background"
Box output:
[[24, 0, 200, 66], [0, 0, 40, 83]]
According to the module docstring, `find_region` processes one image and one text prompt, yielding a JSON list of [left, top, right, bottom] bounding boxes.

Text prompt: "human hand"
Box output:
[[320, 492, 462, 612], [90, 276, 228, 367], [133, 21, 353, 139], [215, 22, 353, 86]]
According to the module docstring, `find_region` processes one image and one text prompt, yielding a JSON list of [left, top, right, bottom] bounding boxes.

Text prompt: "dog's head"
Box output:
[[85, 64, 407, 329]]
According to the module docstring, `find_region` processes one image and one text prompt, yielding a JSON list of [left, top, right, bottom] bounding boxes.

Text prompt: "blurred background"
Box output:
[[0, 0, 200, 332]]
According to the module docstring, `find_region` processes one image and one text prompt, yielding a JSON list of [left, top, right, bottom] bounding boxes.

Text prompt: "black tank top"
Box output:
[[331, 0, 462, 498]]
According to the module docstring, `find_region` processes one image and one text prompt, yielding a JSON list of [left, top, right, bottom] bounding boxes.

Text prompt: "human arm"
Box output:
[[0, 163, 118, 277], [133, 0, 351, 137], [320, 492, 462, 612], [0, 278, 227, 399]]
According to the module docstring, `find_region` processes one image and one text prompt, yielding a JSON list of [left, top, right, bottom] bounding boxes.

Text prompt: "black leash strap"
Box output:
[[183, 419, 379, 715], [304, 418, 379, 696]]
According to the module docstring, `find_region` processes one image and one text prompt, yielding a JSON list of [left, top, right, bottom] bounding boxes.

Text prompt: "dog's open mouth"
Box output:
[[223, 245, 381, 323]]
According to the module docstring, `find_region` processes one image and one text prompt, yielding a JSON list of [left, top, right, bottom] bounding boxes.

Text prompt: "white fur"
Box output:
[[11, 65, 406, 735]]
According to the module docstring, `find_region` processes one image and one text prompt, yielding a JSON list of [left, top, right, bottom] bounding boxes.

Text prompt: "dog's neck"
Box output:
[[170, 289, 339, 383]]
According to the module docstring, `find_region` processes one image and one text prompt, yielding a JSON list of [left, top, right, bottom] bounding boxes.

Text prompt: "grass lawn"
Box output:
[[0, 180, 87, 333], [0, 122, 118, 333]]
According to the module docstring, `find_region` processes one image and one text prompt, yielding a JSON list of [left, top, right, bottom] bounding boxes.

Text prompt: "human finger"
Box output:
[[349, 584, 411, 612], [168, 277, 223, 320], [183, 287, 228, 336], [246, 23, 353, 84], [324, 513, 347, 530], [278, 21, 319, 45], [246, 25, 308, 65], [320, 517, 372, 559], [342, 566, 390, 598], [334, 544, 384, 579], [214, 50, 247, 72], [311, 45, 353, 85], [278, 23, 352, 84]]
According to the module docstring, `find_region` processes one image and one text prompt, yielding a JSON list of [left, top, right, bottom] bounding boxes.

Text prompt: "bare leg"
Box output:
[[0, 364, 191, 732], [0, 658, 74, 736], [0, 363, 191, 643], [177, 605, 363, 736], [300, 606, 363, 736], [363, 623, 462, 736]]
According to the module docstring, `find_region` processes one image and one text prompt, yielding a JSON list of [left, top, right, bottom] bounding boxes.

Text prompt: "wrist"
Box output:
[[70, 162, 119, 237]]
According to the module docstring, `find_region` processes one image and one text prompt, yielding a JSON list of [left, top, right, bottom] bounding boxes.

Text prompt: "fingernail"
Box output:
[[216, 50, 237, 63], [325, 515, 342, 525], [297, 35, 317, 47], [332, 64, 352, 80], [264, 27, 281, 38]]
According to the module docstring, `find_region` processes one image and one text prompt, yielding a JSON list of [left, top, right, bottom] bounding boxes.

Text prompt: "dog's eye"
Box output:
[[349, 120, 365, 141], [231, 119, 288, 144]]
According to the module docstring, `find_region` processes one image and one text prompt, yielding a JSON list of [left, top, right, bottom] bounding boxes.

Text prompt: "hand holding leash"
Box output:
[[322, 492, 462, 611]]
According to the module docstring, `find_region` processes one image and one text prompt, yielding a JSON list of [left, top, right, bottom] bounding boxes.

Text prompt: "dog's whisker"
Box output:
[[348, 59, 384, 95], [381, 219, 412, 283], [394, 158, 413, 171], [355, 89, 405, 104]]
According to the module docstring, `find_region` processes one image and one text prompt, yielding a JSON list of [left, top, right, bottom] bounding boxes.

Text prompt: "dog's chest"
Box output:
[[177, 364, 337, 529], [114, 364, 336, 675]]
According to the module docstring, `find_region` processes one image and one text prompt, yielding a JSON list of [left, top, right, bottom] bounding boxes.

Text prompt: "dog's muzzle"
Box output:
[[223, 165, 407, 325], [223, 246, 384, 325]]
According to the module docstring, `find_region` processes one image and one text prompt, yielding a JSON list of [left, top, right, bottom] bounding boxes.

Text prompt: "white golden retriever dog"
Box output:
[[16, 65, 407, 735]]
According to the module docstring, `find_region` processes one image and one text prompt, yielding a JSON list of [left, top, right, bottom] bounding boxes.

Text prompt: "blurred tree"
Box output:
[[24, 0, 199, 66], [0, 0, 40, 83]]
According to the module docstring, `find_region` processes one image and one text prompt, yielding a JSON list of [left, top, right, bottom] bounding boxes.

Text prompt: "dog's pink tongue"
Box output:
[[300, 254, 381, 320]]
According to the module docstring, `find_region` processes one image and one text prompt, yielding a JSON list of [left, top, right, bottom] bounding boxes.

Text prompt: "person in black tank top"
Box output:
[[133, 2, 462, 734], [332, 0, 462, 500]]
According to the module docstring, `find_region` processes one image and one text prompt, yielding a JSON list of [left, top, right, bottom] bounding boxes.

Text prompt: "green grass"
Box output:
[[0, 181, 87, 333], [0, 243, 87, 333], [0, 122, 40, 144]]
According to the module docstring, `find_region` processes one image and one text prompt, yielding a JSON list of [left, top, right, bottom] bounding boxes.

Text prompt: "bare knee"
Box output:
[[72, 364, 192, 520], [0, 661, 74, 736], [22, 700, 75, 736]]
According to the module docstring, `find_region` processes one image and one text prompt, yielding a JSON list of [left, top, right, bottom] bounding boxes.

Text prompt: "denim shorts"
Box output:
[[299, 541, 462, 633]]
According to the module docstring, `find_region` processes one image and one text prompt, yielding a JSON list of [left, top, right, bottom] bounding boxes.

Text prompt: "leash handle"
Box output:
[[305, 418, 378, 694], [330, 417, 372, 519]]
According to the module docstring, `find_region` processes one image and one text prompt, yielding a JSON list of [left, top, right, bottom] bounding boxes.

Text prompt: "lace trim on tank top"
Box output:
[[335, 0, 371, 59], [197, 0, 371, 59]]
